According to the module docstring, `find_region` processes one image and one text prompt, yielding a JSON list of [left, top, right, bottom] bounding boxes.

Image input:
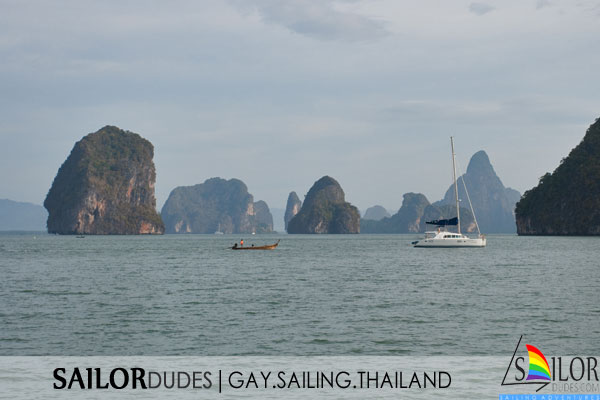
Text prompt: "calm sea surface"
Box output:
[[1, 233, 599, 356]]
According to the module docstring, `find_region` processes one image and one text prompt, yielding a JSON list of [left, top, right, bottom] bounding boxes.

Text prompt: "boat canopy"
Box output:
[[425, 217, 458, 226]]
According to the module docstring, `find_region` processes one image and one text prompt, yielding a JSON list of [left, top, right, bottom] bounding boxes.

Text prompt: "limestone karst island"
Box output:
[[161, 177, 273, 234], [361, 150, 520, 234], [287, 176, 360, 234], [516, 117, 600, 235], [35, 116, 600, 236], [44, 126, 164, 235], [284, 191, 302, 232]]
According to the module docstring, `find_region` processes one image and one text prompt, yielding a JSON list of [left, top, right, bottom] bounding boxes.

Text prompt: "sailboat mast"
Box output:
[[451, 136, 461, 234]]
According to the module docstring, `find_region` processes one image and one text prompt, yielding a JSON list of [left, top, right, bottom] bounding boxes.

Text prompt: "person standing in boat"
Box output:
[[240, 239, 244, 247]]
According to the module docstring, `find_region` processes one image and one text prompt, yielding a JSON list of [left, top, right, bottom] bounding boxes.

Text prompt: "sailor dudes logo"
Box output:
[[501, 335, 599, 393]]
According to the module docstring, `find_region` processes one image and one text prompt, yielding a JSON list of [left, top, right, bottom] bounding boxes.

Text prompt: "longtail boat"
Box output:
[[231, 240, 280, 250]]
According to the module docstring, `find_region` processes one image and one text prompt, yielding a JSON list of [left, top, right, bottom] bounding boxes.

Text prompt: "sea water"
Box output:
[[1, 233, 598, 357]]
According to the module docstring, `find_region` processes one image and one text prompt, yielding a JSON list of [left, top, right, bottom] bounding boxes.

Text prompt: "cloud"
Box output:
[[382, 96, 596, 128], [229, 0, 388, 42], [575, 0, 600, 16], [469, 2, 495, 15], [536, 0, 553, 9], [2, 0, 600, 209]]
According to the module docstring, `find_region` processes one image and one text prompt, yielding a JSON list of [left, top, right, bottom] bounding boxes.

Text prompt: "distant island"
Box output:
[[360, 150, 520, 234], [161, 177, 273, 234], [29, 125, 535, 236], [0, 199, 47, 231], [287, 176, 360, 234], [516, 117, 600, 235], [363, 205, 390, 221], [44, 126, 164, 235], [361, 192, 477, 233], [434, 150, 520, 233]]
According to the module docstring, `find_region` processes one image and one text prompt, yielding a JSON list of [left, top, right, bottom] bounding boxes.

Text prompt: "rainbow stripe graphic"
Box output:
[[526, 344, 551, 381]]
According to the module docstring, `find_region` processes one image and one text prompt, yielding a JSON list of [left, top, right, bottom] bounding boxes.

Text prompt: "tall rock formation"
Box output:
[[363, 205, 391, 221], [161, 177, 273, 234], [361, 193, 476, 233], [253, 200, 274, 233], [287, 176, 360, 234], [435, 150, 520, 233], [516, 117, 600, 235], [44, 126, 164, 235], [284, 191, 302, 232]]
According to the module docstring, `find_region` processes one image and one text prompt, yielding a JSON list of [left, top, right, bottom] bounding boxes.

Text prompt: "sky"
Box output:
[[1, 0, 599, 213]]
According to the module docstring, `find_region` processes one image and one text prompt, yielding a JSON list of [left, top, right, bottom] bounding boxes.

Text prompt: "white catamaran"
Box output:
[[412, 137, 486, 248]]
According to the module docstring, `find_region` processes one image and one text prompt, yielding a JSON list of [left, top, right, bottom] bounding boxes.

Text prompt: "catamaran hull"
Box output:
[[413, 137, 488, 248], [413, 237, 486, 248]]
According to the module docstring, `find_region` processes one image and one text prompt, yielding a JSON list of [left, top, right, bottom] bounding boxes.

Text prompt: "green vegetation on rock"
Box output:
[[44, 125, 164, 234], [254, 200, 274, 234], [516, 117, 600, 235], [161, 177, 273, 234], [287, 176, 360, 234]]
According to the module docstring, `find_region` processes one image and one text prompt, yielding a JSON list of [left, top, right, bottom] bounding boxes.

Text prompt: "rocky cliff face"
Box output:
[[253, 200, 274, 233], [284, 191, 302, 232], [44, 126, 164, 235], [361, 193, 476, 233], [516, 117, 600, 235], [435, 150, 520, 233], [161, 177, 273, 234], [287, 176, 360, 234], [363, 205, 391, 221]]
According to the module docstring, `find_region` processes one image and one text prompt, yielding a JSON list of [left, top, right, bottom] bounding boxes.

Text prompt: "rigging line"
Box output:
[[455, 158, 481, 236]]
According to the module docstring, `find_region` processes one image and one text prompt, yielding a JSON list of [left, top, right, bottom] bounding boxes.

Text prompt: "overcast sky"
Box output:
[[1, 0, 599, 213]]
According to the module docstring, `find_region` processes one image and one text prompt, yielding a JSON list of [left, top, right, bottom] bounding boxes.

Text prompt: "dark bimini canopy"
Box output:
[[426, 217, 458, 226]]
